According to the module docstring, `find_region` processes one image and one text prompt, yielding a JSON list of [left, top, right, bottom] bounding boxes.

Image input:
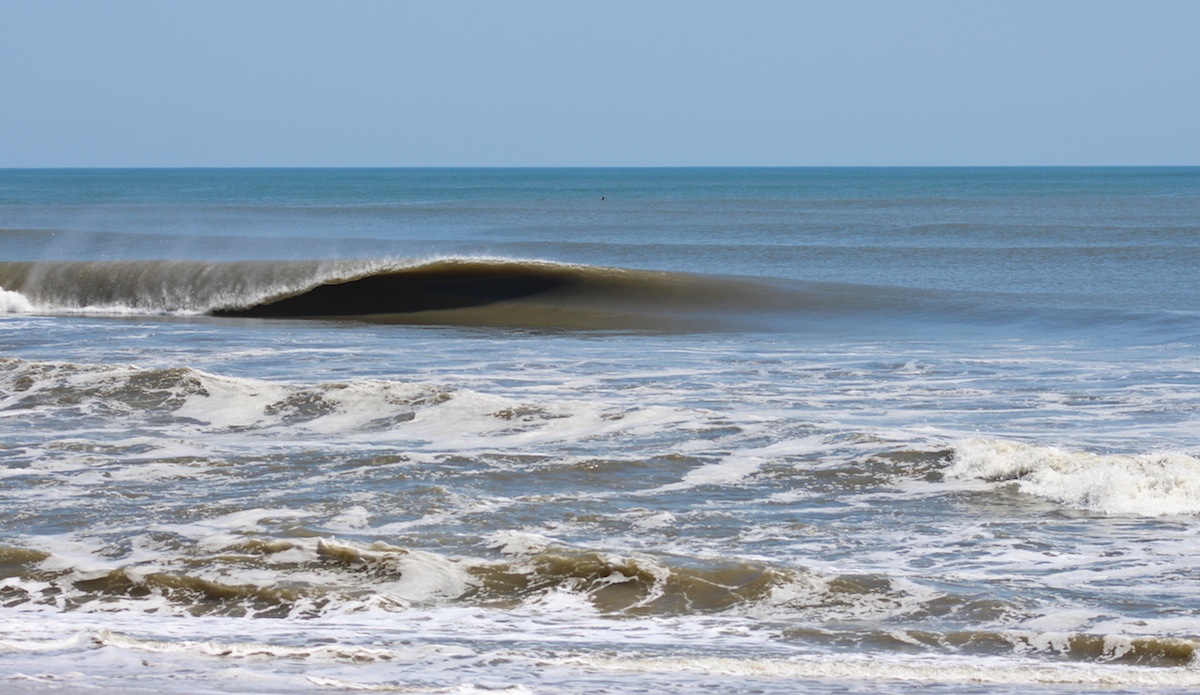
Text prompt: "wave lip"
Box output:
[[212, 259, 586, 317]]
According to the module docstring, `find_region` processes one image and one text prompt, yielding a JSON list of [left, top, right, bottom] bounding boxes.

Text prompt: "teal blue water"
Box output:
[[1, 169, 1200, 693]]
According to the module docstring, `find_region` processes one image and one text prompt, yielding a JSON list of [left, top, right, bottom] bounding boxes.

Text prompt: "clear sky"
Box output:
[[1, 0, 1197, 167]]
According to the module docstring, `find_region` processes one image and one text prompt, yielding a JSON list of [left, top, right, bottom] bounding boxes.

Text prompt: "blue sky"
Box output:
[[1, 0, 1197, 167]]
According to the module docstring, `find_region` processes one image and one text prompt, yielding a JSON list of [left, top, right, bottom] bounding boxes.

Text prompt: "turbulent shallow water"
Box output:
[[1, 168, 1200, 693]]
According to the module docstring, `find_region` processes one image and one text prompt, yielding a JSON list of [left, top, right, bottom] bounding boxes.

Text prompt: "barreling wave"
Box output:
[[0, 258, 800, 330], [3, 256, 1139, 333]]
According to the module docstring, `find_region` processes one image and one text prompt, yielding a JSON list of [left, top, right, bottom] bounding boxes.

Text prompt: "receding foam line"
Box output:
[[570, 653, 1200, 687]]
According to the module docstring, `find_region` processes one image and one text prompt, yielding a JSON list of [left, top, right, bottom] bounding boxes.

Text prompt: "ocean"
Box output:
[[1, 167, 1199, 694]]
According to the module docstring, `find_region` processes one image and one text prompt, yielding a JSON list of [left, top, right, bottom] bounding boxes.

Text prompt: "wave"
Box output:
[[0, 258, 366, 315], [4, 536, 1197, 670], [30, 634, 1200, 690], [2, 256, 1170, 334], [0, 257, 805, 330], [0, 535, 919, 619], [0, 357, 666, 447], [945, 439, 1200, 516]]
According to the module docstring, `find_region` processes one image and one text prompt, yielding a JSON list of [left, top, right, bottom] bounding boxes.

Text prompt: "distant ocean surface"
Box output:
[[2, 168, 1200, 694]]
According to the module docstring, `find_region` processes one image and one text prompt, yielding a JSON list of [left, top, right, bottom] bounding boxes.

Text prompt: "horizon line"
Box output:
[[2, 164, 1198, 171]]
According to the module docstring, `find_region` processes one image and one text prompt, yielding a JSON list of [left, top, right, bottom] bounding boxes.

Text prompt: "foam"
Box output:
[[484, 530, 558, 556], [654, 435, 826, 492], [315, 539, 474, 603], [0, 288, 32, 313], [28, 536, 127, 581], [170, 371, 292, 430], [6, 600, 1200, 695], [945, 439, 1200, 516], [568, 652, 1200, 687], [306, 678, 534, 694], [654, 454, 766, 491]]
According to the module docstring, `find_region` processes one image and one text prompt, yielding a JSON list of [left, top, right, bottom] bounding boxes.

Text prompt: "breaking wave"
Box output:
[[4, 535, 1197, 670], [0, 536, 910, 619], [945, 439, 1200, 516], [0, 258, 801, 330]]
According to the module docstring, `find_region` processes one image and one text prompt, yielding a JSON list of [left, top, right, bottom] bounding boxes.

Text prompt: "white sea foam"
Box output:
[[568, 652, 1200, 687], [654, 435, 827, 492], [484, 530, 558, 556], [0, 288, 32, 313], [655, 454, 766, 491], [147, 507, 319, 553], [29, 536, 127, 581], [305, 678, 534, 693], [6, 599, 1200, 695], [171, 371, 292, 429], [945, 438, 1200, 516], [316, 539, 475, 603]]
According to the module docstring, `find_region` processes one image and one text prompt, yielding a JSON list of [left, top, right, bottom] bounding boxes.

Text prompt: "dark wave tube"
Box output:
[[211, 262, 583, 317]]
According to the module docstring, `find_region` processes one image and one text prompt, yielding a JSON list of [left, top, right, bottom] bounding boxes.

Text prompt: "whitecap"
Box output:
[[945, 438, 1200, 516]]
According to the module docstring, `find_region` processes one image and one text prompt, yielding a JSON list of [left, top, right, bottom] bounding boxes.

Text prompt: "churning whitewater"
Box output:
[[2, 168, 1200, 694]]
